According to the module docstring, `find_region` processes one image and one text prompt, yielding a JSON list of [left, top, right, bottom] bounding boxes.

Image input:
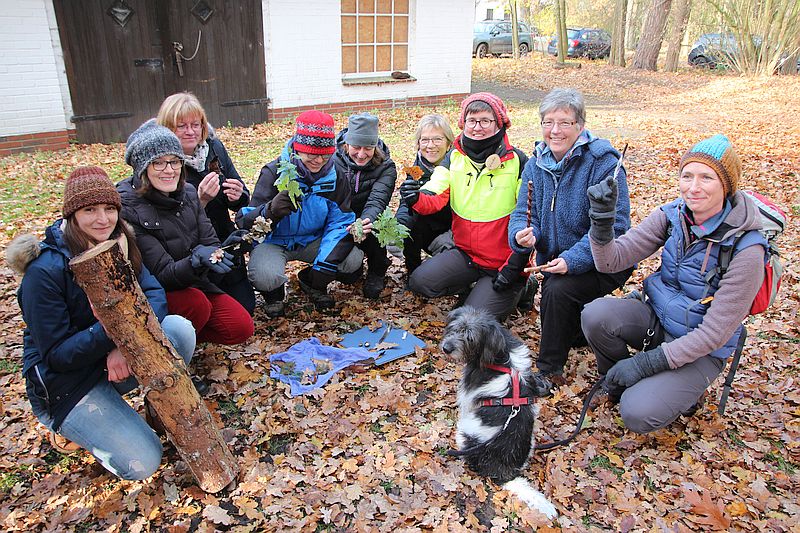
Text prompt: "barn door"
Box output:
[[53, 0, 166, 143], [159, 0, 268, 128]]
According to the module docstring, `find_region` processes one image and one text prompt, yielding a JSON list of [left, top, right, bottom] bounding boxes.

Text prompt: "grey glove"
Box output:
[[606, 346, 669, 388], [191, 245, 233, 274], [586, 176, 618, 245]]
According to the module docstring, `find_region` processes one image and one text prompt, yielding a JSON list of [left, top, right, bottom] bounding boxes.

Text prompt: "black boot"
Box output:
[[363, 271, 386, 299], [516, 276, 538, 311], [298, 267, 335, 310], [260, 285, 285, 318]]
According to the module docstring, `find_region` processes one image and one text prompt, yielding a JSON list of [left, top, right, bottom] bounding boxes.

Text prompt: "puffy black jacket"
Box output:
[[117, 175, 222, 294], [183, 134, 250, 241], [394, 151, 452, 233], [333, 129, 397, 223]]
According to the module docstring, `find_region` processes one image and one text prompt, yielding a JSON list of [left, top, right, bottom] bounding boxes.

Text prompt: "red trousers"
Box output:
[[166, 288, 254, 345]]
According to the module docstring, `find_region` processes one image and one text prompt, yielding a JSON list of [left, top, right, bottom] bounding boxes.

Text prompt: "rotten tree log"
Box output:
[[69, 240, 238, 492]]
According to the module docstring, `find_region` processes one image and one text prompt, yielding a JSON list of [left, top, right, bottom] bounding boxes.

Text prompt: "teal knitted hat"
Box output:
[[679, 134, 741, 196]]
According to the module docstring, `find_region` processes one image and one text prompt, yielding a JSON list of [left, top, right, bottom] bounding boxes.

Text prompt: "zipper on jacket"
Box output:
[[34, 364, 50, 403]]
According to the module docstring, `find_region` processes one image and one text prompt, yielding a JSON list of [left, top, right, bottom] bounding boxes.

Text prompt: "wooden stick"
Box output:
[[524, 264, 547, 273], [526, 180, 532, 228], [70, 241, 238, 493]]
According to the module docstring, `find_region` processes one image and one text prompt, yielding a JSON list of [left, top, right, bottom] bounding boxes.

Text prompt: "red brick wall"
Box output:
[[269, 93, 468, 122], [0, 129, 75, 157]]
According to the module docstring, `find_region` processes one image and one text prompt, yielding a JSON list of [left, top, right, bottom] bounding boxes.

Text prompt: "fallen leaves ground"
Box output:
[[0, 55, 798, 531]]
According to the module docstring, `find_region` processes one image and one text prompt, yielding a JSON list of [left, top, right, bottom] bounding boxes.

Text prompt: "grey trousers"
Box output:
[[581, 296, 724, 434], [247, 238, 364, 292]]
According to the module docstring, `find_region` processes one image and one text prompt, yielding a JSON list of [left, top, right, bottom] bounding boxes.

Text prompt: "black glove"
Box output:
[[190, 244, 233, 274], [221, 229, 253, 255], [399, 179, 421, 206], [492, 252, 530, 292], [586, 176, 618, 245], [606, 346, 669, 388], [267, 190, 299, 221]]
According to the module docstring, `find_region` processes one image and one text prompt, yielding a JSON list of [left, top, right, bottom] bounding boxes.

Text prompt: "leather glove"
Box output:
[[191, 244, 233, 274], [586, 175, 618, 245], [267, 190, 299, 221], [606, 346, 669, 388], [399, 178, 421, 206], [492, 251, 530, 292], [221, 229, 253, 255]]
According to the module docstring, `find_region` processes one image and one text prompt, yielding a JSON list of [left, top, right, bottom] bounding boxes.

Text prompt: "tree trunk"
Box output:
[[632, 0, 673, 70], [625, 0, 642, 49], [664, 0, 692, 72], [610, 0, 628, 66], [556, 0, 568, 64], [69, 240, 238, 493], [510, 0, 520, 59]]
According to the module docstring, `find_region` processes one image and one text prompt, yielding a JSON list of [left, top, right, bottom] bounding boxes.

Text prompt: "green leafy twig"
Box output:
[[373, 207, 410, 250], [276, 157, 303, 210]]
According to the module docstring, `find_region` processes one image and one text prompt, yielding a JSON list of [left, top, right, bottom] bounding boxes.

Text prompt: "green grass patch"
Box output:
[[0, 359, 21, 374]]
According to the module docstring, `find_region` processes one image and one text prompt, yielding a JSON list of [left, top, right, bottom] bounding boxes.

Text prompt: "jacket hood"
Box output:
[[5, 220, 69, 275], [334, 129, 391, 168], [696, 190, 763, 242]]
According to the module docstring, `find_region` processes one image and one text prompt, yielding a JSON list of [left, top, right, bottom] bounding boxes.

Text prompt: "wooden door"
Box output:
[[53, 0, 166, 143], [158, 0, 268, 129]]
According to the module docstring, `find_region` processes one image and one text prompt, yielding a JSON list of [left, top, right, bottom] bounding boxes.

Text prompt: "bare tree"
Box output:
[[632, 0, 673, 70], [664, 0, 692, 71], [510, 0, 520, 59], [611, 0, 628, 66], [626, 0, 644, 49], [555, 0, 568, 64]]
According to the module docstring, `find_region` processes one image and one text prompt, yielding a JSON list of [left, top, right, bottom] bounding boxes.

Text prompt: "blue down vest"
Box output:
[[644, 199, 765, 359]]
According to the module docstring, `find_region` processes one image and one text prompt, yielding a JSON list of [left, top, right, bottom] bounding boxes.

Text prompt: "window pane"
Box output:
[[394, 16, 408, 43], [341, 0, 356, 13], [377, 0, 392, 14], [358, 16, 375, 43], [393, 44, 407, 70], [358, 0, 374, 13], [358, 45, 375, 72], [341, 16, 356, 44], [376, 16, 392, 42], [342, 46, 357, 73], [395, 0, 409, 14], [376, 45, 391, 71]]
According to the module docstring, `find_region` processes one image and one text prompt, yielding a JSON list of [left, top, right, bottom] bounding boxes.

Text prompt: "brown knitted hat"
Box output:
[[679, 134, 741, 196], [63, 166, 122, 218]]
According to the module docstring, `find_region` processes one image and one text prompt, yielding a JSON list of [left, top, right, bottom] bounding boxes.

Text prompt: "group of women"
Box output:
[[10, 88, 767, 481]]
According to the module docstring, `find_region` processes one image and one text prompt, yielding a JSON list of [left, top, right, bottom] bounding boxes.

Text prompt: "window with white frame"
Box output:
[[341, 0, 409, 76]]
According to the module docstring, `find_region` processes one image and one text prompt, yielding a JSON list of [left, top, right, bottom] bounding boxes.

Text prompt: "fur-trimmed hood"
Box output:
[[5, 233, 42, 275]]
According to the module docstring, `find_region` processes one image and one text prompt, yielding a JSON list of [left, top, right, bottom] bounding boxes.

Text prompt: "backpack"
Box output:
[[716, 190, 787, 315]]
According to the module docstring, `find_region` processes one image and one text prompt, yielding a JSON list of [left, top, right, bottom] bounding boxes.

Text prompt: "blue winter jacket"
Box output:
[[508, 131, 630, 275], [16, 220, 168, 430], [238, 141, 356, 275], [645, 199, 766, 359]]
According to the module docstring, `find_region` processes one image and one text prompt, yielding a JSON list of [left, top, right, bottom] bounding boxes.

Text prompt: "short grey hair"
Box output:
[[539, 88, 586, 126], [414, 114, 455, 149]]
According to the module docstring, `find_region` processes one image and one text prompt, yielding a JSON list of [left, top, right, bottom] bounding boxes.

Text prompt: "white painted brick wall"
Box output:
[[0, 0, 70, 137], [263, 0, 474, 109]]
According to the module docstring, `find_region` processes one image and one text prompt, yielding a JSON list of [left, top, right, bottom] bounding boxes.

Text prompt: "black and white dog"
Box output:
[[442, 306, 557, 519]]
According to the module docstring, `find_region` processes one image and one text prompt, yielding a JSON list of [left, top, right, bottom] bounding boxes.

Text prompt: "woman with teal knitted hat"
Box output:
[[580, 134, 767, 433]]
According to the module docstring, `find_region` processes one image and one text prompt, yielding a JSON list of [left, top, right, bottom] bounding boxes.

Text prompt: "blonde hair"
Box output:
[[157, 92, 209, 140], [414, 114, 455, 151]]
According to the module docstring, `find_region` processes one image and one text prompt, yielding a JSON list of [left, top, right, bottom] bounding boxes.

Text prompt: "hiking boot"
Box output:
[[363, 272, 386, 299], [336, 265, 363, 285], [298, 268, 335, 310], [516, 276, 538, 311], [260, 285, 286, 318]]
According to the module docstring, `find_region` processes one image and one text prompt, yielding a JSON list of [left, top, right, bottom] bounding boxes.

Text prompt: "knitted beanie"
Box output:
[[293, 111, 336, 155], [679, 134, 741, 196], [125, 119, 185, 178], [458, 92, 511, 130], [344, 113, 379, 147], [63, 166, 122, 218]]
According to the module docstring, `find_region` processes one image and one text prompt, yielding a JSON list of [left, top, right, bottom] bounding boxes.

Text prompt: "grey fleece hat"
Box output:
[[344, 113, 379, 147], [125, 119, 184, 178]]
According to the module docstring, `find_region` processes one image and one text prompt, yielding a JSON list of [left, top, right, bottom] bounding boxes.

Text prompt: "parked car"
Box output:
[[688, 32, 800, 72], [473, 19, 537, 58], [547, 28, 611, 59]]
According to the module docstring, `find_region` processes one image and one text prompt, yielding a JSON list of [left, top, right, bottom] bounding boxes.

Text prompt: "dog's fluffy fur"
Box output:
[[443, 306, 557, 519]]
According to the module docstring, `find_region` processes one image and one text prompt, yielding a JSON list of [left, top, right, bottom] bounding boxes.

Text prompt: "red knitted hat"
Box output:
[[458, 92, 511, 130], [63, 166, 122, 218], [293, 111, 336, 155]]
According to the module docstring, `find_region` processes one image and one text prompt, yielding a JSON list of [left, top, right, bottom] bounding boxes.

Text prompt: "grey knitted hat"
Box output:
[[344, 113, 379, 147], [125, 119, 185, 178]]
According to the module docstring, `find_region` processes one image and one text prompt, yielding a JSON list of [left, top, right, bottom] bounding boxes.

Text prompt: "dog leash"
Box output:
[[533, 378, 605, 451]]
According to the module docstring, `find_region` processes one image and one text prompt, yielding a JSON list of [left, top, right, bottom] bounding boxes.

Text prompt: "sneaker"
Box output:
[[531, 371, 556, 397], [516, 276, 538, 311], [260, 286, 285, 318], [298, 268, 335, 310], [363, 272, 386, 299]]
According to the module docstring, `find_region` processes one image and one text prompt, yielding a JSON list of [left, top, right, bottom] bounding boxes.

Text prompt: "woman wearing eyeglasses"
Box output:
[[399, 93, 529, 321], [394, 114, 456, 275], [507, 87, 633, 396], [237, 111, 363, 317], [118, 121, 254, 346]]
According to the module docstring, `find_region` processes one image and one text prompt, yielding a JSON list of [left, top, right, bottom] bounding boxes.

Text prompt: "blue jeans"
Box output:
[[32, 315, 195, 480]]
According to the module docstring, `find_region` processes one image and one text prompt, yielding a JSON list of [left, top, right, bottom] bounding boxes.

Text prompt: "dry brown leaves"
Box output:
[[0, 56, 798, 531]]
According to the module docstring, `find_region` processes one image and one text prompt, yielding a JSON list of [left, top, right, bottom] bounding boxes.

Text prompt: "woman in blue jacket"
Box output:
[[7, 167, 195, 480]]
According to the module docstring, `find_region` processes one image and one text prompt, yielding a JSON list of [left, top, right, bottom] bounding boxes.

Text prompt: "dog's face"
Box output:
[[441, 306, 508, 367]]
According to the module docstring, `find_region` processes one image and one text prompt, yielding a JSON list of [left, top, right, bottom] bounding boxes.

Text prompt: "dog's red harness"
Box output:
[[481, 364, 533, 407]]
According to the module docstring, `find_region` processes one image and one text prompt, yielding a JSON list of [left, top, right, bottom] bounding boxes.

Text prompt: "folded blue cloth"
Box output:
[[269, 338, 373, 396]]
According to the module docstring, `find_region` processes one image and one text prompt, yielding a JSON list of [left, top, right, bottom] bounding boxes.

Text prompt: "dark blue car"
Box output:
[[547, 28, 611, 59]]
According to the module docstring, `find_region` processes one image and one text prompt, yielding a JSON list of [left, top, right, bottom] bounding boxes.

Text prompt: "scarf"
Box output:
[[184, 141, 210, 172], [460, 127, 506, 165]]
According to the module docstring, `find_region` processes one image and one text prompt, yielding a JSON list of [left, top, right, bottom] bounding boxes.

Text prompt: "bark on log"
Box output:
[[69, 240, 238, 493]]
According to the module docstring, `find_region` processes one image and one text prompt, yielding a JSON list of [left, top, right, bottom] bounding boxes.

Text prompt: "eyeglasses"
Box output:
[[151, 159, 183, 171], [175, 122, 202, 132], [464, 118, 496, 128], [541, 120, 577, 130], [298, 152, 331, 162], [420, 136, 446, 146]]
